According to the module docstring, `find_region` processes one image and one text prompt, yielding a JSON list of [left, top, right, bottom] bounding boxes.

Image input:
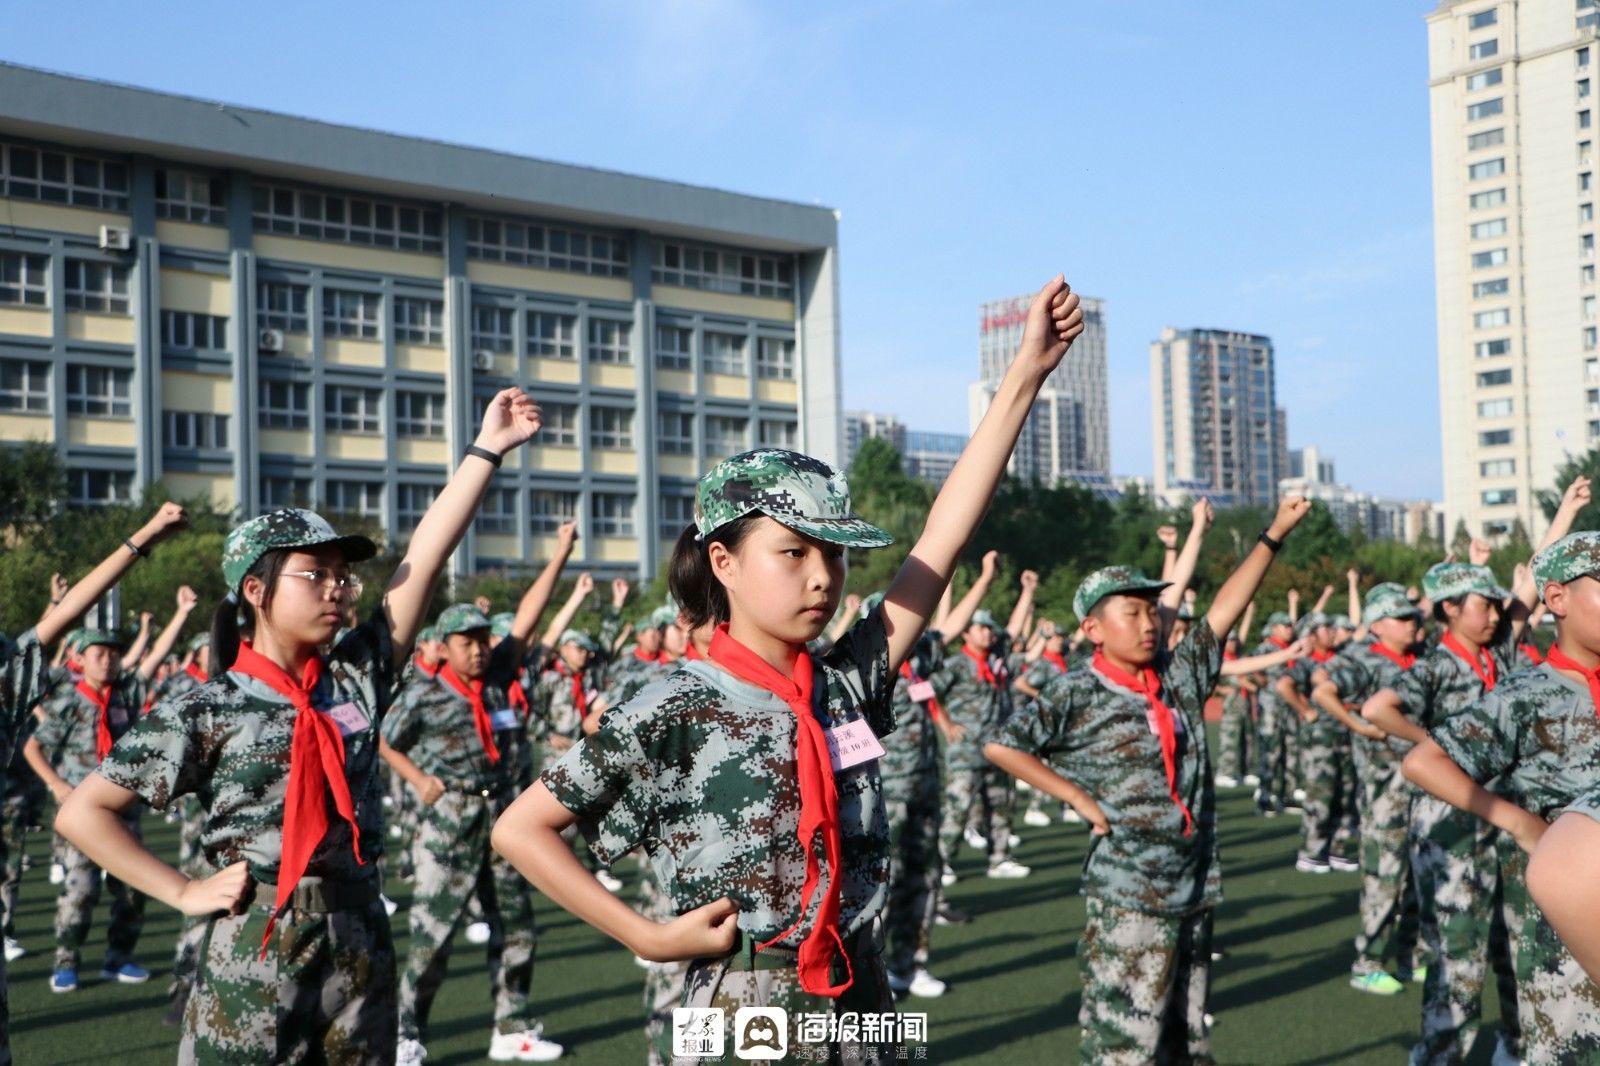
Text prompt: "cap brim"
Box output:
[[777, 515, 895, 549]]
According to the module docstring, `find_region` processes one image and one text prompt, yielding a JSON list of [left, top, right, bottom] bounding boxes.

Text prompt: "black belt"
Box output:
[[250, 877, 380, 915], [441, 781, 496, 799]]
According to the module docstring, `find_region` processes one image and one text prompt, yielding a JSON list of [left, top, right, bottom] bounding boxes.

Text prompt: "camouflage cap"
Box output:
[[186, 633, 211, 653], [77, 628, 126, 651], [417, 625, 438, 644], [489, 612, 515, 639], [634, 611, 663, 633], [1296, 611, 1332, 635], [1176, 603, 1194, 621], [221, 508, 376, 592], [694, 449, 893, 549], [858, 591, 886, 619], [1363, 582, 1422, 625], [436, 604, 493, 638], [1264, 612, 1294, 631], [649, 605, 680, 630], [968, 608, 1000, 631], [1422, 562, 1508, 604], [559, 629, 598, 652], [1073, 566, 1171, 622], [63, 627, 86, 652], [1532, 531, 1600, 601]]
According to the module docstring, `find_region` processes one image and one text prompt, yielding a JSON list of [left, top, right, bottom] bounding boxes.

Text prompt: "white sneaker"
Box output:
[[1295, 856, 1331, 874], [633, 954, 652, 969], [985, 860, 1031, 879], [48, 862, 63, 885], [1016, 780, 1033, 793], [396, 1038, 428, 1066], [1491, 1033, 1524, 1066], [465, 921, 491, 945], [1243, 773, 1261, 786], [1022, 809, 1051, 827], [963, 827, 986, 851], [3, 938, 23, 962], [489, 1024, 564, 1062], [1293, 788, 1307, 803], [595, 870, 624, 893], [940, 865, 957, 887], [381, 894, 398, 917], [1007, 832, 1021, 848], [1061, 807, 1083, 824], [888, 967, 947, 998], [389, 824, 402, 839], [1215, 774, 1239, 789]]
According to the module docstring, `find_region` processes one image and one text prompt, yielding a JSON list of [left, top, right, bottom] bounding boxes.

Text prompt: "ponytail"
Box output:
[[209, 548, 290, 672], [667, 517, 758, 629]]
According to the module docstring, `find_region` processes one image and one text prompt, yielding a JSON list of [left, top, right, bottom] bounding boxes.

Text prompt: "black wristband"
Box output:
[[123, 538, 147, 558], [1257, 530, 1283, 553], [464, 445, 502, 468]]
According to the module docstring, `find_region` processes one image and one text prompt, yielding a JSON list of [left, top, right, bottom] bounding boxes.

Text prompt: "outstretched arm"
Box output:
[[136, 586, 198, 681], [1007, 571, 1037, 640], [1204, 497, 1311, 641], [37, 503, 189, 649], [941, 550, 1000, 643], [540, 573, 595, 649], [1222, 638, 1310, 676], [1403, 739, 1546, 854], [123, 613, 154, 667], [1160, 498, 1213, 612], [507, 522, 579, 658]]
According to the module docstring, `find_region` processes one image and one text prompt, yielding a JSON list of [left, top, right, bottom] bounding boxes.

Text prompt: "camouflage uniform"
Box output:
[[1291, 638, 1358, 865], [34, 668, 150, 972], [0, 631, 50, 1065], [932, 633, 1011, 869], [150, 661, 213, 1005], [1214, 664, 1252, 782], [1021, 653, 1072, 819], [542, 611, 899, 1065], [993, 611, 1223, 1066], [1251, 617, 1300, 811], [881, 631, 945, 980], [531, 653, 594, 771], [0, 717, 42, 945], [96, 605, 399, 1065]]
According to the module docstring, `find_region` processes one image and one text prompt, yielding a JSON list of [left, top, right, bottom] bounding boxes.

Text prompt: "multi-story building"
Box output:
[[970, 292, 1109, 481], [1279, 446, 1446, 545], [1150, 326, 1283, 508], [842, 409, 906, 467], [0, 63, 842, 578], [902, 429, 966, 485], [1429, 0, 1599, 539]]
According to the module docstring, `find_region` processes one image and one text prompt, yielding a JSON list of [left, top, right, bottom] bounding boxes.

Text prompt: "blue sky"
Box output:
[[2, 1, 1443, 499]]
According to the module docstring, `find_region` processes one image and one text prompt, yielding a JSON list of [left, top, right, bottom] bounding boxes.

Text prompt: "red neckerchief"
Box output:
[[1042, 651, 1069, 674], [1268, 635, 1297, 670], [961, 644, 999, 688], [1311, 649, 1335, 664], [634, 646, 669, 665], [412, 654, 439, 679], [1546, 645, 1600, 716], [185, 662, 209, 684], [75, 680, 115, 763], [899, 660, 947, 722], [707, 624, 851, 996], [1091, 650, 1193, 836], [1520, 643, 1544, 666], [437, 664, 501, 765], [552, 659, 589, 717], [686, 644, 704, 661], [508, 665, 530, 717], [1441, 631, 1497, 691], [228, 641, 363, 958], [1223, 650, 1239, 662], [1370, 642, 1416, 671]]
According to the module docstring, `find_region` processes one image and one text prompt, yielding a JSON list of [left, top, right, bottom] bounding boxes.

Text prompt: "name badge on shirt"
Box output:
[[907, 680, 936, 703], [824, 719, 886, 772], [489, 709, 520, 732], [1146, 707, 1185, 736], [324, 702, 370, 737], [585, 689, 601, 705], [108, 705, 128, 728]]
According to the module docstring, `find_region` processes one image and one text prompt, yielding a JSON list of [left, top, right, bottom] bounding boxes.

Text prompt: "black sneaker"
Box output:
[[935, 902, 971, 926]]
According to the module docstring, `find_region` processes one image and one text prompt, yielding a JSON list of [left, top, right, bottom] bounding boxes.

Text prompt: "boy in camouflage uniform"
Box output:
[[1251, 611, 1299, 815], [1288, 612, 1359, 874], [985, 495, 1309, 1065]]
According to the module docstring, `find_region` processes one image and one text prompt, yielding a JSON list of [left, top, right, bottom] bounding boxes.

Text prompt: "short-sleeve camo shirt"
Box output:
[[0, 630, 47, 767], [382, 637, 526, 794], [881, 631, 943, 781], [34, 670, 149, 787], [930, 647, 1002, 772], [1324, 639, 1421, 762], [1392, 628, 1518, 733]]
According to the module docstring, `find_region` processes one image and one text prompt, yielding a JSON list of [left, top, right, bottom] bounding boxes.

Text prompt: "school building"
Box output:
[[0, 63, 842, 578]]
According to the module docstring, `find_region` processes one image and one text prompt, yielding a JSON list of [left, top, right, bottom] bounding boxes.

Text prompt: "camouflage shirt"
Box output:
[[1323, 639, 1421, 763], [541, 610, 895, 946], [1392, 629, 1517, 733], [1432, 663, 1600, 820], [35, 670, 149, 787], [0, 630, 47, 768], [881, 631, 943, 781], [1250, 638, 1297, 707], [994, 619, 1225, 915], [96, 612, 400, 884], [151, 665, 207, 706], [607, 647, 673, 708], [532, 659, 594, 745], [382, 637, 525, 794], [931, 646, 1005, 771]]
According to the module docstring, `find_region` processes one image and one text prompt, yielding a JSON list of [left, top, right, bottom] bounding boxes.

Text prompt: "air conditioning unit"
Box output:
[[258, 328, 285, 354], [98, 225, 132, 251], [472, 350, 496, 371]]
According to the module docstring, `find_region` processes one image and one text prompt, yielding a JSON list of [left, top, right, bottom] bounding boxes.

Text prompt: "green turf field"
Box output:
[[8, 730, 1514, 1064]]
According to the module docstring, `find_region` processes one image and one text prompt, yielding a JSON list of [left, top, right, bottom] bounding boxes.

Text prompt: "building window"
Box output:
[[652, 241, 794, 299], [1586, 264, 1597, 284], [1467, 156, 1505, 179], [260, 379, 310, 429], [252, 183, 442, 253], [1473, 278, 1509, 298], [1466, 98, 1504, 123], [759, 419, 798, 447], [1582, 79, 1593, 100], [160, 310, 228, 351], [1476, 337, 1511, 358], [162, 410, 230, 450], [463, 216, 628, 277], [396, 483, 440, 529], [589, 406, 634, 450], [655, 322, 693, 370], [393, 296, 444, 345], [704, 414, 748, 457], [325, 384, 383, 434], [154, 168, 225, 224], [658, 410, 695, 454], [325, 480, 384, 521], [1585, 172, 1595, 193], [1470, 187, 1506, 209], [0, 251, 48, 307], [659, 492, 694, 538], [323, 289, 381, 340], [63, 260, 129, 314], [1585, 203, 1597, 224], [1478, 368, 1513, 386], [1481, 458, 1516, 476], [1481, 488, 1517, 506], [1586, 110, 1596, 131], [1470, 218, 1507, 239], [591, 492, 635, 537], [1588, 327, 1599, 350], [703, 332, 747, 376], [1477, 398, 1513, 417], [260, 476, 311, 509], [1479, 428, 1513, 446], [1468, 8, 1497, 29], [1465, 68, 1502, 91], [0, 142, 128, 210], [529, 489, 579, 533], [540, 401, 579, 446], [587, 317, 632, 364], [1474, 308, 1510, 328], [68, 468, 134, 506], [757, 337, 796, 380], [471, 304, 514, 353], [258, 281, 310, 334], [1586, 234, 1597, 259], [1467, 128, 1505, 151], [475, 486, 518, 535], [1471, 247, 1508, 269], [395, 390, 445, 438], [0, 357, 49, 412], [527, 310, 577, 359], [1468, 39, 1499, 60], [1583, 46, 1593, 68], [65, 364, 131, 417]]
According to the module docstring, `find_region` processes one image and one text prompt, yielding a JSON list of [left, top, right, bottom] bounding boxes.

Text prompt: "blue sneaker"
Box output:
[[101, 961, 150, 984], [50, 969, 78, 993]]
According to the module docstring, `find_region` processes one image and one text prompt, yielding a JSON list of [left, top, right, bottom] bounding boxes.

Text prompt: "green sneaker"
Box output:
[[1396, 965, 1428, 984], [1350, 972, 1405, 996]]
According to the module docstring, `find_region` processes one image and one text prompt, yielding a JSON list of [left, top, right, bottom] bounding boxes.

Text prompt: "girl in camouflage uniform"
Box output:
[[55, 387, 544, 1066], [493, 277, 1086, 1064]]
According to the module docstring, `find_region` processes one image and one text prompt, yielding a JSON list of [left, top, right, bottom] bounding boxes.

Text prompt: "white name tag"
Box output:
[[108, 705, 128, 728], [824, 719, 886, 771], [1146, 706, 1185, 736], [324, 702, 370, 737], [907, 680, 936, 703], [585, 689, 601, 705], [489, 709, 520, 732]]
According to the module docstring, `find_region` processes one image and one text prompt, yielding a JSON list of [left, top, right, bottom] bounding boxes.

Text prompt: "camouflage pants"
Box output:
[[638, 856, 688, 1066], [940, 764, 1011, 867], [669, 924, 899, 1065], [881, 766, 942, 977], [399, 789, 537, 1042], [1080, 897, 1213, 1066], [1408, 794, 1521, 1066], [1215, 690, 1251, 781], [54, 808, 146, 970], [181, 887, 396, 1065], [1352, 753, 1425, 975], [1511, 862, 1600, 1064], [386, 766, 418, 879], [1255, 695, 1299, 806], [1298, 721, 1358, 863], [172, 795, 209, 996], [0, 782, 38, 940]]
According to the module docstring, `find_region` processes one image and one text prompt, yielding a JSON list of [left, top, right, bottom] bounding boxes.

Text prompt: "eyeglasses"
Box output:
[[282, 568, 364, 597]]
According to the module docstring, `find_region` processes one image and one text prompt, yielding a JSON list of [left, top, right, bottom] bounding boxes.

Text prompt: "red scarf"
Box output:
[[229, 641, 364, 958], [634, 646, 669, 665], [1268, 635, 1297, 669], [1370, 642, 1416, 671], [508, 667, 530, 717], [1442, 631, 1497, 691], [686, 644, 704, 661], [437, 665, 501, 765], [961, 645, 999, 688], [412, 653, 439, 679], [1311, 649, 1335, 664], [1042, 651, 1069, 674], [1520, 643, 1544, 666], [899, 660, 947, 722], [1091, 650, 1193, 836], [708, 625, 851, 997], [76, 680, 115, 763], [553, 659, 589, 717], [185, 662, 209, 684], [1546, 645, 1600, 716]]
